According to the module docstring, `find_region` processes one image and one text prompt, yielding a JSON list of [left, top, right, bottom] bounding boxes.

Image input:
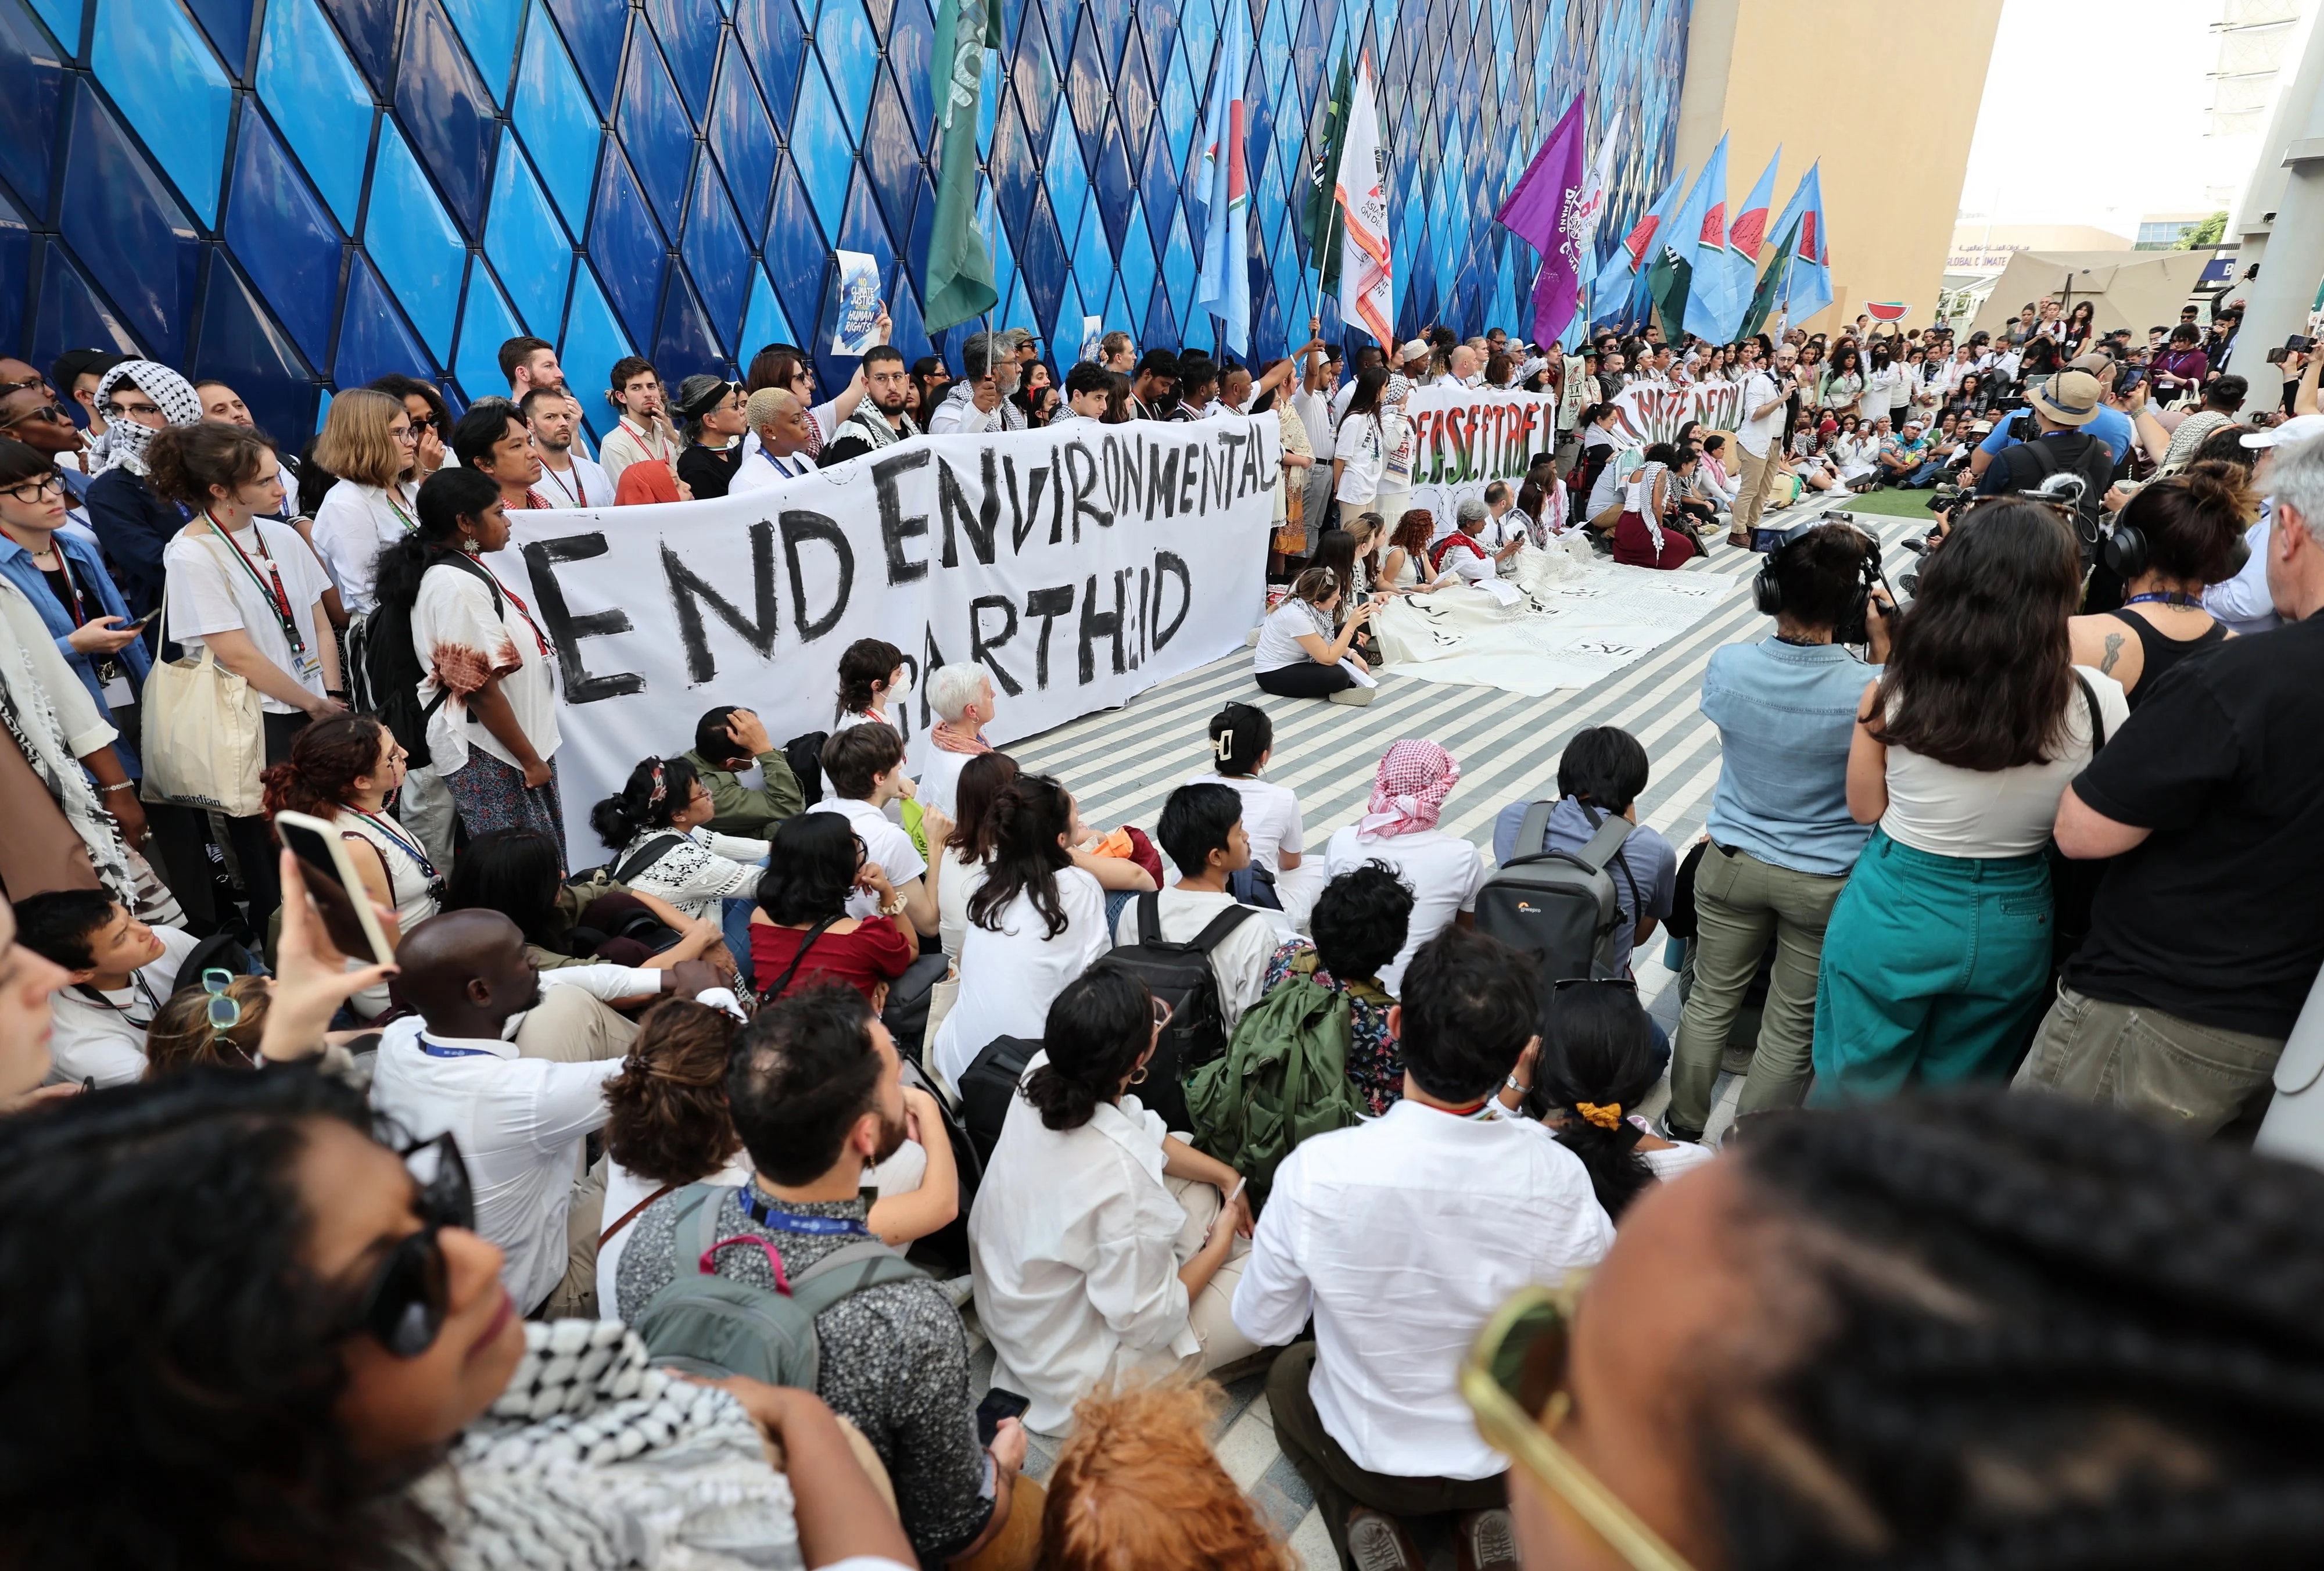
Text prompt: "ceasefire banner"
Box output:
[[487, 414, 1279, 855], [1397, 383, 1562, 531]]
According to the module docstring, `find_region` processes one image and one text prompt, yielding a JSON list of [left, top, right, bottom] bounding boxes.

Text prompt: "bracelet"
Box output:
[[99, 780, 137, 794], [878, 895, 907, 917]]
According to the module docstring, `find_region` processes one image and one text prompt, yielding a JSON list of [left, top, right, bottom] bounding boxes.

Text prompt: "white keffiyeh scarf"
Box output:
[[91, 361, 202, 478]]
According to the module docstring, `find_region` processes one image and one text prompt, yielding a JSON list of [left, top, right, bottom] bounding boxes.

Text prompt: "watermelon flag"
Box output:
[[1767, 162, 1832, 324], [1713, 148, 1780, 342], [1194, 0, 1251, 353], [1593, 164, 1685, 331], [1740, 214, 1798, 340], [1647, 135, 1724, 344], [1494, 95, 1589, 344], [1301, 51, 1354, 296], [1866, 302, 1911, 323]]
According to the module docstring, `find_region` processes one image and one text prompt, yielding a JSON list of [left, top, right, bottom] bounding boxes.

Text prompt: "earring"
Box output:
[[460, 535, 483, 556], [1127, 1066, 1148, 1085]]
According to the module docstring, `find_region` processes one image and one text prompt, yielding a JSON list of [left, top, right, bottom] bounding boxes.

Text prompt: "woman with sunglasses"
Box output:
[[1466, 1090, 2324, 1571], [1814, 500, 2127, 1104], [0, 1066, 918, 1569], [141, 969, 271, 1074], [969, 959, 1256, 1437], [309, 389, 423, 618]]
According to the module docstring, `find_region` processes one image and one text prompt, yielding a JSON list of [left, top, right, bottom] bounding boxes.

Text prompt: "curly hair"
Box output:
[[602, 999, 745, 1185], [1692, 1091, 2324, 1570], [1038, 1378, 1295, 1570], [145, 419, 278, 508], [262, 713, 391, 821], [0, 1067, 442, 1568], [1390, 507, 1436, 559]]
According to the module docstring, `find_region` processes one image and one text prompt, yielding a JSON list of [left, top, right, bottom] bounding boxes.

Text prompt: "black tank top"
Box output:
[[2105, 608, 2228, 708]]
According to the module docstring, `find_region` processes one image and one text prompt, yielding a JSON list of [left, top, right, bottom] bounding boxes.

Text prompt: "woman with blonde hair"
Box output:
[[309, 388, 421, 615], [1038, 1379, 1294, 1570], [141, 973, 270, 1075]]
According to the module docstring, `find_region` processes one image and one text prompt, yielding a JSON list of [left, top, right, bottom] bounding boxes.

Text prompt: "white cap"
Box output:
[[2242, 414, 2324, 449]]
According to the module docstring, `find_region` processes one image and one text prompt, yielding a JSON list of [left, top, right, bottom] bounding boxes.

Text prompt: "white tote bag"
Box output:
[[139, 583, 266, 817]]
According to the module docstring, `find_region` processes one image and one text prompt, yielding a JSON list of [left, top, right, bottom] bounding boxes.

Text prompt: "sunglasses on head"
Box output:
[[1461, 1280, 1697, 1571], [346, 1129, 475, 1358]]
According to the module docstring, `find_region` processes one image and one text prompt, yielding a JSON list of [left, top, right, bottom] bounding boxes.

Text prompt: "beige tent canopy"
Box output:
[[1966, 249, 2212, 340]]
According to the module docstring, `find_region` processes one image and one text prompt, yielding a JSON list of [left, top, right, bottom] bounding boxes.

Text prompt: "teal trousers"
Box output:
[[1811, 829, 2052, 1106]]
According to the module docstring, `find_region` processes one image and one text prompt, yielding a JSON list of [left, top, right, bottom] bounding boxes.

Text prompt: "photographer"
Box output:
[[1970, 370, 2118, 565], [1666, 522, 1893, 1142]]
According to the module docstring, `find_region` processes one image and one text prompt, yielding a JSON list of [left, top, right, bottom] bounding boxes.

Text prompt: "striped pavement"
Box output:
[[965, 493, 1928, 1569]]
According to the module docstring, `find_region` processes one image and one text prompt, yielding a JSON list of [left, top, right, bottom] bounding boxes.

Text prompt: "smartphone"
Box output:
[[272, 809, 396, 966], [976, 1387, 1030, 1448], [2288, 334, 2315, 353], [2119, 368, 2144, 390], [120, 608, 160, 633]]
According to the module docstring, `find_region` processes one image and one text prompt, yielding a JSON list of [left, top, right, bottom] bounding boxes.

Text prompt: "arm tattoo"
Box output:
[[2099, 630, 2125, 676]]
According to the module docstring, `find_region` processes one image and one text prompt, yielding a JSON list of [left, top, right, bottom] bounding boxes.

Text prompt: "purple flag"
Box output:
[[1495, 96, 1589, 343]]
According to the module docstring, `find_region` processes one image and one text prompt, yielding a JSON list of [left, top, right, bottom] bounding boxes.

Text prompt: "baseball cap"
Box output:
[[2241, 413, 2324, 449]]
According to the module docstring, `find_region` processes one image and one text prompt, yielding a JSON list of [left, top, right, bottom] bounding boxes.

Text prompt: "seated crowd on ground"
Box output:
[[3, 294, 2324, 1571]]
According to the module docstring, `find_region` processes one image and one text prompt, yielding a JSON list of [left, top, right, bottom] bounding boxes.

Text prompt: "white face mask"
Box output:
[[885, 669, 912, 708]]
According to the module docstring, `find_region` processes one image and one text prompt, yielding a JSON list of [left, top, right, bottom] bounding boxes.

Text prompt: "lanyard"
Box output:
[[2124, 590, 2203, 608], [467, 557, 554, 661], [382, 488, 418, 535], [349, 808, 437, 877], [38, 547, 90, 626], [206, 515, 306, 655], [740, 1188, 871, 1236], [621, 418, 673, 465], [418, 1037, 498, 1059], [540, 462, 586, 507]]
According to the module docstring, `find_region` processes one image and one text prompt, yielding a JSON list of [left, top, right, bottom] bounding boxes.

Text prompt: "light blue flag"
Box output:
[[1195, 2, 1252, 354], [1591, 165, 1684, 329], [1680, 136, 1735, 343], [1715, 148, 1781, 342], [1648, 140, 1719, 340], [1766, 162, 1832, 324]]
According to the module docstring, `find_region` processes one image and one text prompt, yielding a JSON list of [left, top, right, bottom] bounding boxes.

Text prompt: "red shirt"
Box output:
[[751, 916, 913, 1002]]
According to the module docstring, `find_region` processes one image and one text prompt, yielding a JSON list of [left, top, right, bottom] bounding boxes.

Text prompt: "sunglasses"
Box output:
[[346, 1130, 475, 1358], [405, 415, 435, 433], [3, 403, 69, 428], [1461, 1281, 1697, 1571]]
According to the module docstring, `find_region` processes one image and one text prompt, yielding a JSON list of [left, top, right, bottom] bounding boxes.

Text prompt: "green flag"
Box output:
[[1302, 51, 1353, 293], [1645, 246, 1690, 343], [924, 0, 1005, 333], [1740, 217, 1799, 340]]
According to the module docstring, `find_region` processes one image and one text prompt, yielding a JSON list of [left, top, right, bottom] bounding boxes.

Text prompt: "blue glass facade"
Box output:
[[1, 0, 1688, 451]]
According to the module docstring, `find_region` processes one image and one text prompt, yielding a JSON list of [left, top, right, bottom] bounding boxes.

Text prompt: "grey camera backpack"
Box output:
[[1473, 801, 1637, 989]]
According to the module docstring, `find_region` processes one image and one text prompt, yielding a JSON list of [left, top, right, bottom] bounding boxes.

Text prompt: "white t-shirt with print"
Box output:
[[163, 519, 335, 713], [1335, 415, 1386, 505], [1324, 826, 1490, 995], [411, 559, 561, 774]]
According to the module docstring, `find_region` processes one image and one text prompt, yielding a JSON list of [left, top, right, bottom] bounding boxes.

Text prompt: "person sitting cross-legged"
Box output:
[[619, 983, 1041, 1568], [1111, 783, 1279, 1038], [969, 960, 1268, 1437], [1235, 926, 1613, 1571], [1259, 860, 1415, 1116]]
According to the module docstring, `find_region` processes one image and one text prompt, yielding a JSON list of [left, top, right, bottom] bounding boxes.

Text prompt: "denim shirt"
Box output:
[[1701, 638, 1880, 877], [0, 530, 150, 770]]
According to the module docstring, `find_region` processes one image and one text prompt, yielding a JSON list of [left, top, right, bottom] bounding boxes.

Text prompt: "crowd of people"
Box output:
[[1, 270, 2323, 1571]]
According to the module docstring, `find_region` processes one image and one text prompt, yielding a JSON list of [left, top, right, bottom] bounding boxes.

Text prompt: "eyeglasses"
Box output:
[[1150, 995, 1175, 1034], [346, 1130, 475, 1358], [1461, 1281, 1698, 1571], [2, 403, 69, 428], [2, 474, 64, 505], [405, 415, 435, 433], [103, 399, 161, 419], [1550, 976, 1638, 995]]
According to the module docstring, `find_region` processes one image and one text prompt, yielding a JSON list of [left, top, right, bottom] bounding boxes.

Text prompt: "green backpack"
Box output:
[[1186, 956, 1377, 1207], [632, 1185, 924, 1387]]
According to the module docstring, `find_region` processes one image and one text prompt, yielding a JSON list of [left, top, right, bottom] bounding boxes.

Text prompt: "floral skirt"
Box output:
[[445, 751, 566, 863]]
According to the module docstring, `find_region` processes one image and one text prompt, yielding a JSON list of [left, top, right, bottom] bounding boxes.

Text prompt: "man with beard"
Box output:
[[820, 345, 923, 465], [522, 387, 611, 508], [368, 910, 710, 1317], [616, 983, 1033, 1567], [927, 330, 1026, 435]]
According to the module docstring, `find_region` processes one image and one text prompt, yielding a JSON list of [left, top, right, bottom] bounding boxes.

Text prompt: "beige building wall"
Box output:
[[1674, 0, 2004, 333], [1948, 224, 2135, 274]]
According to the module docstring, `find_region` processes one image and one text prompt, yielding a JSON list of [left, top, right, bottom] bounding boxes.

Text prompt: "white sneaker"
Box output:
[[1327, 684, 1376, 706]]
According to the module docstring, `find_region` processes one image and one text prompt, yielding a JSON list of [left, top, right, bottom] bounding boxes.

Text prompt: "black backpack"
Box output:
[[1995, 429, 2114, 558], [351, 551, 503, 770], [1474, 801, 1637, 998], [784, 732, 829, 807], [1104, 892, 1268, 1131]]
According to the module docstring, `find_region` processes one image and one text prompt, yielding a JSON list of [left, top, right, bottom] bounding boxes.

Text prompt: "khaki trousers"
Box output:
[[1733, 440, 1780, 538], [2013, 984, 2284, 1136], [516, 983, 637, 1319]]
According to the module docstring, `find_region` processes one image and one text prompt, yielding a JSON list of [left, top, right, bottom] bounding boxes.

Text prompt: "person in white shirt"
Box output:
[[926, 331, 1025, 436], [152, 421, 343, 927], [1293, 343, 1343, 529], [370, 908, 709, 1317], [1195, 701, 1321, 926], [1045, 360, 1113, 429], [309, 388, 423, 615], [1235, 924, 1613, 1569], [1324, 740, 1489, 995], [970, 960, 1263, 1435], [932, 772, 1110, 1088], [523, 388, 610, 508], [592, 355, 682, 489], [1111, 783, 1278, 1032], [806, 723, 947, 935], [919, 661, 997, 817], [383, 469, 566, 858], [13, 889, 199, 1086], [1332, 367, 1391, 519], [1731, 344, 1796, 543], [729, 388, 817, 493]]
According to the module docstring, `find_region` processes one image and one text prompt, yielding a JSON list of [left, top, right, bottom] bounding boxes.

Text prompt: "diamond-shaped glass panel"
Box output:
[[709, 36, 779, 239], [89, 0, 233, 227], [0, 191, 24, 356], [682, 161, 749, 350], [817, 0, 878, 128], [193, 257, 317, 444], [320, 0, 400, 94], [860, 66, 921, 245], [335, 253, 437, 388], [619, 20, 697, 231], [442, 0, 523, 101], [654, 270, 724, 381], [511, 0, 601, 236], [58, 84, 201, 365], [788, 60, 854, 242], [452, 260, 525, 403], [225, 104, 340, 365], [587, 145, 668, 345], [484, 130, 573, 335], [364, 124, 466, 360], [737, 0, 806, 132], [544, 0, 627, 112], [0, 0, 64, 218], [738, 267, 793, 361], [397, 0, 500, 237], [558, 263, 633, 443], [646, 0, 722, 121]]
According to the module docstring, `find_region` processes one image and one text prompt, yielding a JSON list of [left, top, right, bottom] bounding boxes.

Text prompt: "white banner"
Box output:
[[487, 414, 1279, 857], [1608, 378, 1748, 446], [1397, 384, 1562, 532]]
